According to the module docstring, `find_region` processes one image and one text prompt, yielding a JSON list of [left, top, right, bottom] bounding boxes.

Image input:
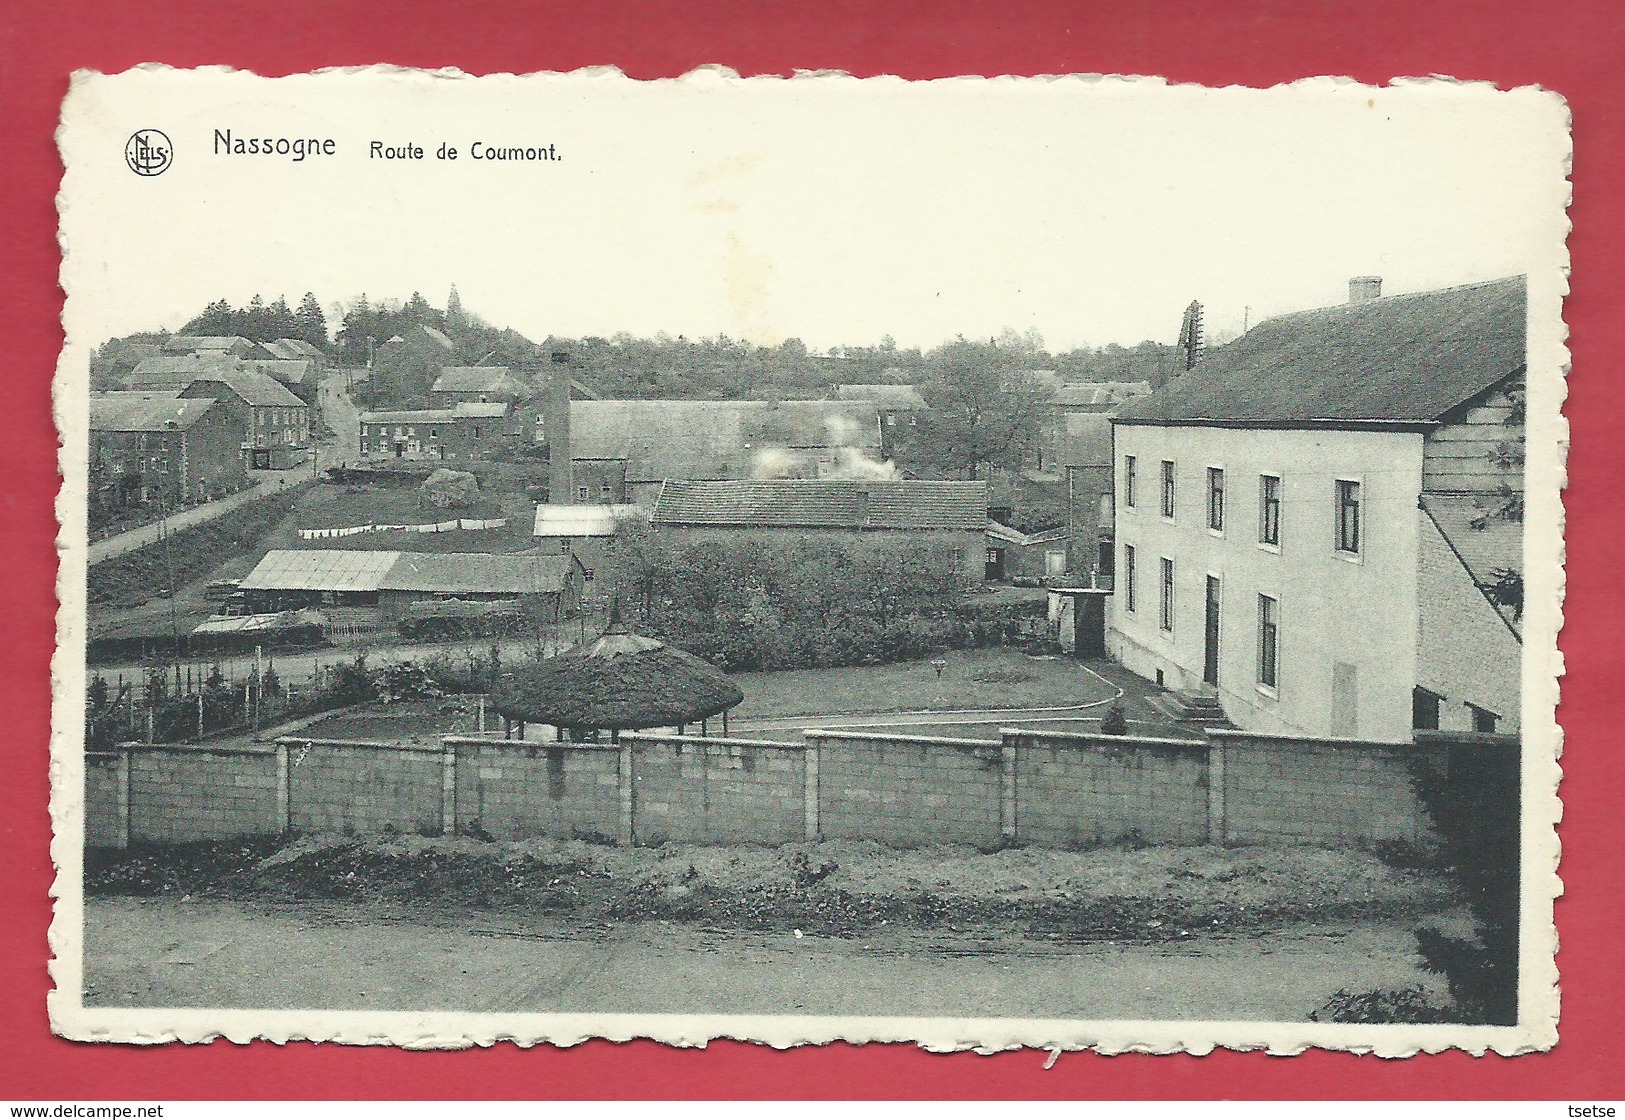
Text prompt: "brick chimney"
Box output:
[[1348, 276, 1383, 305]]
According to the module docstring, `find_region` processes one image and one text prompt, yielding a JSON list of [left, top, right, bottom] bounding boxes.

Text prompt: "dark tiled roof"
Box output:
[[90, 393, 219, 432], [189, 369, 306, 408], [652, 479, 987, 531], [129, 354, 239, 386], [242, 359, 314, 384], [1115, 277, 1526, 426]]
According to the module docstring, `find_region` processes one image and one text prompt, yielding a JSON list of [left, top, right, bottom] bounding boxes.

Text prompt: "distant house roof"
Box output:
[[571, 399, 882, 483], [379, 552, 577, 595], [652, 479, 987, 531], [266, 338, 324, 360], [433, 366, 533, 398], [185, 369, 306, 408], [987, 520, 1069, 547], [242, 358, 314, 385], [532, 504, 644, 538], [165, 335, 254, 353], [1051, 381, 1152, 410], [128, 354, 240, 387], [90, 393, 220, 432], [359, 402, 508, 424], [1116, 276, 1527, 427], [832, 384, 929, 411]]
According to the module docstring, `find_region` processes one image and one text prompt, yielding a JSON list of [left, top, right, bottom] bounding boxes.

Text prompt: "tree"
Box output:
[[293, 292, 329, 349], [904, 336, 1050, 479], [446, 283, 466, 329]]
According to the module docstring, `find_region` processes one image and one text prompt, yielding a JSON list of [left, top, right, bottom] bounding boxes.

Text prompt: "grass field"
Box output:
[[728, 647, 1121, 720], [266, 484, 536, 554]]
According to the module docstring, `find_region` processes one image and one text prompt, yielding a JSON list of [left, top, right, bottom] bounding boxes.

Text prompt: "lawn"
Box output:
[[729, 647, 1121, 720], [253, 484, 538, 555]]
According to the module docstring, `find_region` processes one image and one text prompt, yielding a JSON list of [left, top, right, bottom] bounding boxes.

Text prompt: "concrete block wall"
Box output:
[[286, 739, 443, 836], [629, 736, 807, 846], [126, 746, 281, 843], [811, 731, 1005, 848], [1214, 730, 1442, 847], [1009, 730, 1209, 847], [451, 737, 621, 842], [85, 753, 128, 849]]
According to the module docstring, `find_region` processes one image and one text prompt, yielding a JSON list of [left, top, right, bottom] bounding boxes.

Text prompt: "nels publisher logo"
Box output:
[[124, 129, 172, 177]]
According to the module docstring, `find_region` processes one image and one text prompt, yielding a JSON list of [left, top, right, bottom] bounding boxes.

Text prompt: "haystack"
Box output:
[[489, 612, 743, 739]]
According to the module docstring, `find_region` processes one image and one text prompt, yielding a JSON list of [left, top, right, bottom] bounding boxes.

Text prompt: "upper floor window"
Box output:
[[1160, 460, 1176, 519], [1123, 455, 1137, 508], [1259, 474, 1282, 546], [1206, 467, 1225, 532], [1159, 556, 1175, 632], [1335, 479, 1362, 555]]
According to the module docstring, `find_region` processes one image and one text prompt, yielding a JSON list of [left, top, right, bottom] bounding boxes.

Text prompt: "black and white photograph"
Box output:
[[51, 68, 1568, 1053]]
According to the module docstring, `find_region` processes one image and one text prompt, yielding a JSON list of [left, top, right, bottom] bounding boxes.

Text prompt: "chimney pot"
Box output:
[[1349, 276, 1383, 304]]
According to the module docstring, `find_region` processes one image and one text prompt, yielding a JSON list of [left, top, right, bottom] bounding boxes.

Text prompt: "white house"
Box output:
[[1109, 276, 1525, 743]]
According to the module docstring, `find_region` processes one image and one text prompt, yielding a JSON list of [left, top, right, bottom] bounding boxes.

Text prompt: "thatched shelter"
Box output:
[[488, 614, 743, 741]]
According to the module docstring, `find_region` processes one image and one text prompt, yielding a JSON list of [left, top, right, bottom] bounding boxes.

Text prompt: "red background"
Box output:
[[3, 0, 1621, 1101]]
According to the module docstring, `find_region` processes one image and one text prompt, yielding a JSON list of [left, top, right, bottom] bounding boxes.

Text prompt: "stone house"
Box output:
[[179, 369, 311, 469], [89, 392, 247, 510]]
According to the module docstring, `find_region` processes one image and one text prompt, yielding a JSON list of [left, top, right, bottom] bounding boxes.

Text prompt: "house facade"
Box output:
[[369, 324, 457, 406], [431, 366, 535, 410], [179, 370, 311, 469], [1109, 276, 1525, 743], [89, 392, 248, 509], [358, 402, 515, 462]]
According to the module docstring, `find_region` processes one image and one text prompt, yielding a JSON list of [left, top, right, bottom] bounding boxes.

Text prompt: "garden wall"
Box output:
[[82, 727, 1515, 854]]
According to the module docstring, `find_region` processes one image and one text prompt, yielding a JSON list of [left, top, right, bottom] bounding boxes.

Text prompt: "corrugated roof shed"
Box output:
[[90, 393, 219, 432], [239, 550, 401, 592], [380, 552, 575, 594], [652, 479, 987, 531], [1116, 276, 1526, 426]]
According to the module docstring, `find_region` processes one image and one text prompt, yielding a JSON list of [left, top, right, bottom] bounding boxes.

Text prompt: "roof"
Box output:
[[652, 479, 987, 531], [90, 393, 219, 432], [379, 552, 576, 595], [571, 399, 881, 482], [242, 358, 314, 384], [186, 369, 306, 408], [240, 549, 576, 595], [433, 366, 533, 398], [129, 354, 240, 385], [832, 384, 929, 410], [533, 504, 643, 538], [239, 550, 401, 592], [1116, 277, 1526, 426], [359, 402, 505, 424], [987, 520, 1070, 547], [1051, 381, 1152, 410], [165, 335, 253, 353], [263, 338, 324, 360]]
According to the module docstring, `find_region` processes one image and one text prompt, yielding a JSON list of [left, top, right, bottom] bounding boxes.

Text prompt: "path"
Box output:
[[82, 897, 1438, 1021], [87, 479, 287, 565]]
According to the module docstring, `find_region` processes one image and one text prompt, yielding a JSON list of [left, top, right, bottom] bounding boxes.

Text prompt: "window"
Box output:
[[1123, 544, 1137, 612], [600, 485, 613, 501], [1259, 474, 1281, 546], [474, 426, 483, 439], [1159, 557, 1174, 632], [1207, 467, 1225, 531], [1468, 704, 1500, 733], [1335, 479, 1362, 554], [430, 427, 438, 438], [1160, 460, 1175, 519], [577, 486, 590, 501], [1412, 687, 1442, 731], [1123, 455, 1137, 508], [1258, 595, 1279, 689]]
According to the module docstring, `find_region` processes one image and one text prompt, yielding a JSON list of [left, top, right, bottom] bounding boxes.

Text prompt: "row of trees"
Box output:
[[180, 292, 330, 350]]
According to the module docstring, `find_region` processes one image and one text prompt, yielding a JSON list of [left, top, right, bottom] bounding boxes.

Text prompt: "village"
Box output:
[[81, 274, 1525, 1025]]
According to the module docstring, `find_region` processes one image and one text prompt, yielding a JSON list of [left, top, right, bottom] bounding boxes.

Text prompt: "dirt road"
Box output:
[[84, 897, 1438, 1021]]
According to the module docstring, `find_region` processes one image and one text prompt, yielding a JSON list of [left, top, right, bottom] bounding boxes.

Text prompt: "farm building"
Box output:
[[357, 401, 523, 462], [650, 478, 989, 584], [369, 324, 458, 406], [985, 520, 1070, 582], [829, 383, 929, 456], [532, 503, 646, 581], [179, 369, 311, 469], [431, 366, 535, 409], [238, 548, 585, 621], [89, 391, 248, 512]]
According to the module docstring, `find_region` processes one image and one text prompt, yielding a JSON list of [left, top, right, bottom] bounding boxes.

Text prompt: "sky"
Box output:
[[60, 69, 1569, 357]]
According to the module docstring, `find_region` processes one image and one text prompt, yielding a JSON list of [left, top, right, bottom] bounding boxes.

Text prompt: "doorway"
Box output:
[[1203, 575, 1221, 687]]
